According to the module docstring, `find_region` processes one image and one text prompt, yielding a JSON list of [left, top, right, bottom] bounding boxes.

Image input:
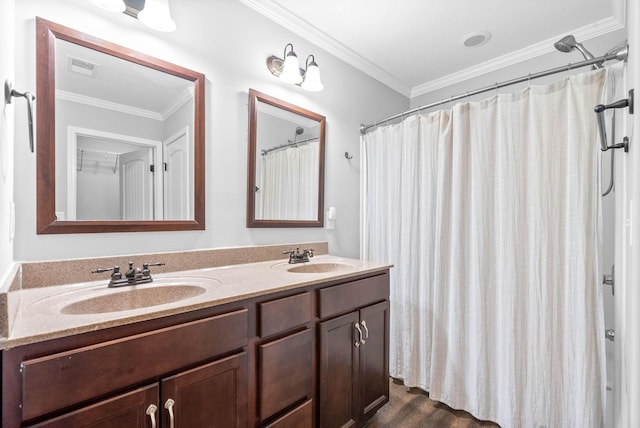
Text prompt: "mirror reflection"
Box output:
[[55, 39, 194, 222], [36, 18, 205, 233], [247, 89, 325, 228]]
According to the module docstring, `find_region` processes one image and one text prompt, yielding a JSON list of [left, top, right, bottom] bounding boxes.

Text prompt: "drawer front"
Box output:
[[259, 329, 313, 421], [317, 273, 389, 319], [264, 399, 313, 428], [21, 308, 248, 422], [259, 292, 312, 337]]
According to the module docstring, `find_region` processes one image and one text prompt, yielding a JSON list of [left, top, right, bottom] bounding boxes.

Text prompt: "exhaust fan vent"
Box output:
[[67, 56, 98, 77]]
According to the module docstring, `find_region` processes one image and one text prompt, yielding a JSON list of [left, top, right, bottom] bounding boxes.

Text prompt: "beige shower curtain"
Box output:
[[362, 70, 607, 427]]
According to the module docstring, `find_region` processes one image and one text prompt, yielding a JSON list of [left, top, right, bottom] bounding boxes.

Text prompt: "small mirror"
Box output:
[[36, 18, 205, 233], [247, 89, 325, 227]]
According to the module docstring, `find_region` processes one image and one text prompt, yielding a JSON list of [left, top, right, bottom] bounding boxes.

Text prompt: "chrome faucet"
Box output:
[[283, 247, 314, 264], [92, 261, 165, 287]]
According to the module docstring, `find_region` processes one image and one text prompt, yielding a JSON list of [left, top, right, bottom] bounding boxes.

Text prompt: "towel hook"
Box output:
[[4, 80, 35, 153]]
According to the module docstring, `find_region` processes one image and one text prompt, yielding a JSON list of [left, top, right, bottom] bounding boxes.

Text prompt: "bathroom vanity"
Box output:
[[0, 254, 390, 428]]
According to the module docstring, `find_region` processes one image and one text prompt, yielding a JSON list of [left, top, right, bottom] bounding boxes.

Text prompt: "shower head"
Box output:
[[295, 126, 304, 135], [554, 35, 579, 53], [554, 34, 602, 69]]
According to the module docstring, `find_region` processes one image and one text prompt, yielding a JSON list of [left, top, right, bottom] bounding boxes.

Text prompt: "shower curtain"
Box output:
[[361, 70, 607, 427], [259, 141, 319, 220]]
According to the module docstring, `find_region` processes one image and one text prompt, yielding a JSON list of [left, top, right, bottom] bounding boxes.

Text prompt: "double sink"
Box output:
[[50, 262, 353, 316]]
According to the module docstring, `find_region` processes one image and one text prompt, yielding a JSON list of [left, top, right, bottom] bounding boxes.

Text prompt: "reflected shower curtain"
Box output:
[[259, 141, 319, 220], [362, 70, 606, 427]]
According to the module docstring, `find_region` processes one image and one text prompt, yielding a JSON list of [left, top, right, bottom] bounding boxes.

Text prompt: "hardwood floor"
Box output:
[[365, 379, 500, 428]]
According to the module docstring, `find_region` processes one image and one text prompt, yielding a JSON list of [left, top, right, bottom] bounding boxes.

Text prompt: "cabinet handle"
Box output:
[[355, 322, 364, 347], [361, 320, 369, 343], [165, 398, 176, 428], [146, 404, 158, 428]]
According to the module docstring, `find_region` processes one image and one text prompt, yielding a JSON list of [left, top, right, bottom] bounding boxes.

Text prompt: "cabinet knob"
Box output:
[[146, 404, 158, 428], [355, 322, 364, 347], [165, 398, 176, 428]]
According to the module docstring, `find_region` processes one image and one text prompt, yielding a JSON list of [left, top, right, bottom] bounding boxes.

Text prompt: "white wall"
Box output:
[[0, 0, 16, 279], [11, 0, 408, 262], [620, 1, 640, 426]]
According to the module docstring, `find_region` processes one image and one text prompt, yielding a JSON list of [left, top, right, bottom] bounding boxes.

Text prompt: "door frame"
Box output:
[[66, 126, 163, 221]]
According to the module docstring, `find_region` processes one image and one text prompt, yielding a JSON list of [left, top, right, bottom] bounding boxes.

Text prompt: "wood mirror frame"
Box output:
[[35, 17, 205, 234], [246, 89, 325, 228]]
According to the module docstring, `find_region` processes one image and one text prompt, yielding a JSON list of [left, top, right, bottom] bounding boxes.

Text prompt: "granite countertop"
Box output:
[[2, 255, 391, 349]]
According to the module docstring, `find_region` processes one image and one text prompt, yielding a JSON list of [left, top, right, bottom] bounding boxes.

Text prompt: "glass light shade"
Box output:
[[301, 63, 323, 92], [279, 52, 303, 84], [138, 0, 176, 32], [89, 0, 126, 12]]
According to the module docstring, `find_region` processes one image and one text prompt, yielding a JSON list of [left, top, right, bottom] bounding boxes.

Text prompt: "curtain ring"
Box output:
[[495, 82, 499, 96], [527, 73, 531, 87]]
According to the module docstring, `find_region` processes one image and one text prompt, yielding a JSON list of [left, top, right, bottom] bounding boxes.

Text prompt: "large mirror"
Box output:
[[246, 89, 325, 228], [36, 17, 205, 233]]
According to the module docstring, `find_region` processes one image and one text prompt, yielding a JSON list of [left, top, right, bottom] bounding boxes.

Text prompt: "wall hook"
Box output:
[[345, 152, 353, 160], [4, 80, 36, 153]]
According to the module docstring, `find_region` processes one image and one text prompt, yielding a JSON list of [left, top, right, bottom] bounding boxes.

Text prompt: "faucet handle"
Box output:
[[91, 267, 114, 274], [303, 248, 314, 258], [142, 262, 165, 276]]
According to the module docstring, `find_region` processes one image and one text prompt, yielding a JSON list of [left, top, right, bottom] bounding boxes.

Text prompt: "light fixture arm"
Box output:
[[305, 54, 316, 69]]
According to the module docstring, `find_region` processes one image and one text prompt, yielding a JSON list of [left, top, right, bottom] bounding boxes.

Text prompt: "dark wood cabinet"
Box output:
[[161, 352, 248, 428], [317, 279, 390, 428], [28, 384, 159, 428], [29, 352, 248, 428], [357, 301, 389, 421], [2, 270, 390, 428]]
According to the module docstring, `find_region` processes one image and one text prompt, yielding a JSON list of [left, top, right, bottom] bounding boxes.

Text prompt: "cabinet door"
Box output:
[[358, 301, 390, 420], [160, 352, 248, 428], [318, 311, 359, 428], [259, 329, 313, 421], [28, 384, 159, 428]]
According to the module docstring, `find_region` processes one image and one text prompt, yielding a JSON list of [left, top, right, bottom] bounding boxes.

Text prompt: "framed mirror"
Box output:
[[246, 89, 325, 228], [36, 17, 205, 234]]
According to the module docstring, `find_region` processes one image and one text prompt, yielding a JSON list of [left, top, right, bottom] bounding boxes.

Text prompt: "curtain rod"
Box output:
[[360, 47, 628, 134], [261, 136, 318, 155]]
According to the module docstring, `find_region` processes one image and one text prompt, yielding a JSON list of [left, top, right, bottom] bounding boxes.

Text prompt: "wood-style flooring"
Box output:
[[365, 379, 501, 428]]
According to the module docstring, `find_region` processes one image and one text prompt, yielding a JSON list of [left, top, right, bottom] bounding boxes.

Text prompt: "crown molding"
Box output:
[[161, 87, 194, 119], [410, 13, 626, 98], [238, 0, 625, 100], [237, 0, 411, 96], [56, 90, 164, 120]]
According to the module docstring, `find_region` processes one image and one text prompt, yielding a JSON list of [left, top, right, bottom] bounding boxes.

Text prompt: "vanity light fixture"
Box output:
[[267, 44, 324, 92], [137, 0, 176, 32], [90, 0, 176, 32]]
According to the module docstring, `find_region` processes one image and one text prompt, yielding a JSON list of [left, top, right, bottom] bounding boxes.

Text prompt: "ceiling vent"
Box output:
[[67, 56, 98, 77]]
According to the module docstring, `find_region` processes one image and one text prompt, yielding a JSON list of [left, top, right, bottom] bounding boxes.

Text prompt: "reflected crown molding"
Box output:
[[56, 88, 194, 121]]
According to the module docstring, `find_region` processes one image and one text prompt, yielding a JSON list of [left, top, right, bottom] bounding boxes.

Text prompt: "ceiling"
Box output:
[[238, 0, 626, 98]]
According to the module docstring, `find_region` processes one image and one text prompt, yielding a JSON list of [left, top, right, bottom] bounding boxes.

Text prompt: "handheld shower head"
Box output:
[[554, 35, 578, 53], [554, 34, 602, 68]]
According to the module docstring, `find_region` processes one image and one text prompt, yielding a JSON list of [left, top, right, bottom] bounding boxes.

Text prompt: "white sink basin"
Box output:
[[287, 263, 353, 274]]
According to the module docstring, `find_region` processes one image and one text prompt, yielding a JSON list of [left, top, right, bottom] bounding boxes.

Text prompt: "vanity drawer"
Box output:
[[259, 329, 313, 421], [317, 273, 389, 319], [21, 308, 248, 422], [259, 291, 312, 337], [264, 399, 313, 428]]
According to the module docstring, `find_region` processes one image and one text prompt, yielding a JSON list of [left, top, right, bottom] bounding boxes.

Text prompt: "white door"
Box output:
[[119, 148, 154, 220], [163, 129, 191, 220]]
